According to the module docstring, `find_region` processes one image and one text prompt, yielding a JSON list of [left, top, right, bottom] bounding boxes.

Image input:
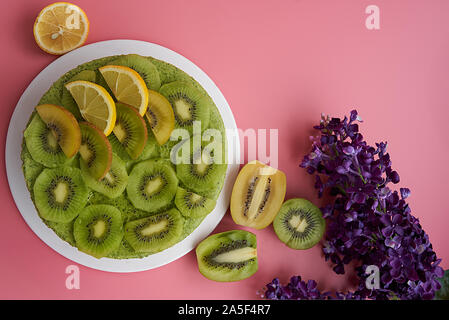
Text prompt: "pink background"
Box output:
[[1, 0, 448, 299]]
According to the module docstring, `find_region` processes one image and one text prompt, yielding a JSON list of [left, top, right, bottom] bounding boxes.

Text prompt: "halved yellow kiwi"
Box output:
[[35, 104, 81, 158], [145, 90, 175, 145], [230, 160, 286, 229]]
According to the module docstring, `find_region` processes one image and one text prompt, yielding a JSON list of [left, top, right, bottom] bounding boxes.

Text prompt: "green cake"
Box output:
[[21, 54, 227, 259]]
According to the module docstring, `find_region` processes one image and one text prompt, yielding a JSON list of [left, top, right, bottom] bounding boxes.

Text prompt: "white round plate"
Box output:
[[5, 40, 240, 273]]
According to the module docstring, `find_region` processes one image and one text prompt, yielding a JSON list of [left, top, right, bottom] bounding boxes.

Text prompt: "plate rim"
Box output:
[[5, 39, 240, 273]]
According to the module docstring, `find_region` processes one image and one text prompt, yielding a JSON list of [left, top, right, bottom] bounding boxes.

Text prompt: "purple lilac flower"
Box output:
[[265, 276, 331, 300], [265, 110, 442, 300]]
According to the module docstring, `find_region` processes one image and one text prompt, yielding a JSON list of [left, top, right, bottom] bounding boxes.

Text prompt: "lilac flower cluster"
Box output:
[[265, 110, 444, 300], [265, 276, 330, 300]]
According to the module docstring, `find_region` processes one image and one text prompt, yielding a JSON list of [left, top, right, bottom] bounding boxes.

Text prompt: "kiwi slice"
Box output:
[[108, 127, 157, 167], [73, 204, 124, 258], [126, 159, 178, 213], [110, 54, 161, 91], [80, 153, 128, 198], [79, 122, 112, 180], [174, 187, 216, 219], [109, 115, 158, 164], [196, 230, 258, 282], [35, 104, 81, 158], [24, 113, 72, 168], [230, 160, 286, 230], [159, 81, 211, 133], [145, 90, 175, 145], [61, 70, 96, 120], [113, 102, 148, 160], [273, 198, 326, 250], [124, 208, 183, 253], [176, 139, 227, 195], [34, 166, 89, 223]]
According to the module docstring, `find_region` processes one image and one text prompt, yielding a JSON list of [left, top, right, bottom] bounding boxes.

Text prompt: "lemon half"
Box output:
[[33, 2, 89, 55]]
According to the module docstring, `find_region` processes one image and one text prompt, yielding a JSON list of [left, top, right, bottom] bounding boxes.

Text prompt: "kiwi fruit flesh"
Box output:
[[61, 70, 96, 120], [124, 208, 183, 253], [113, 102, 148, 160], [145, 90, 175, 145], [35, 104, 81, 159], [196, 230, 258, 282], [34, 166, 89, 223], [159, 81, 211, 133], [108, 117, 158, 166], [73, 204, 124, 258], [136, 119, 159, 160], [110, 54, 161, 91], [79, 122, 112, 180], [24, 113, 72, 168], [176, 139, 227, 195], [80, 153, 128, 198], [230, 160, 286, 230], [174, 187, 216, 218], [126, 159, 178, 213], [273, 198, 325, 250]]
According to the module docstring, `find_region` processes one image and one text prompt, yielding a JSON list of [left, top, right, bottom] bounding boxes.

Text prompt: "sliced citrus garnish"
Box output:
[[65, 80, 116, 136], [99, 65, 149, 116], [33, 2, 89, 55]]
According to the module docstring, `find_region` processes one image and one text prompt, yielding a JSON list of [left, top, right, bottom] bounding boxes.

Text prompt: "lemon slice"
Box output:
[[99, 65, 149, 116], [33, 2, 89, 55], [65, 80, 116, 136]]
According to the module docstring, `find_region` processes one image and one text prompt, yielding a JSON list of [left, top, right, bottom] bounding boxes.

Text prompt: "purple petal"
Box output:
[[354, 193, 367, 204], [349, 110, 358, 122], [343, 145, 355, 155], [400, 188, 411, 199], [389, 171, 400, 184]]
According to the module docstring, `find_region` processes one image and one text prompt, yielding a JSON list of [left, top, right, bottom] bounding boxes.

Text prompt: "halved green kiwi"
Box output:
[[273, 198, 325, 250], [79, 122, 112, 180], [24, 114, 72, 168], [124, 208, 183, 253], [34, 166, 89, 223], [80, 153, 128, 198], [113, 102, 148, 160], [110, 54, 161, 91], [174, 187, 216, 218], [159, 81, 211, 133], [73, 204, 124, 258], [126, 159, 178, 213], [61, 70, 96, 120], [196, 230, 258, 282]]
